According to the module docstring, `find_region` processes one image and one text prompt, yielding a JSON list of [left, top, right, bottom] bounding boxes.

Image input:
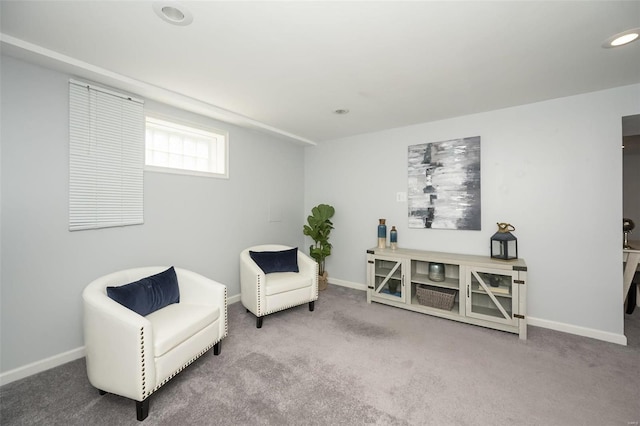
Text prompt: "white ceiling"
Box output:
[[1, 1, 639, 144]]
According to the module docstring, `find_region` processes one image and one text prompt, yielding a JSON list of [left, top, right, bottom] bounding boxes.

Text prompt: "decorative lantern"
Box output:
[[623, 218, 635, 249], [491, 223, 518, 260]]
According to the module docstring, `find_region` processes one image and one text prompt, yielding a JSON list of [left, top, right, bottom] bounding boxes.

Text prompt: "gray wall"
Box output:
[[305, 84, 640, 340], [2, 51, 638, 376], [0, 56, 305, 373]]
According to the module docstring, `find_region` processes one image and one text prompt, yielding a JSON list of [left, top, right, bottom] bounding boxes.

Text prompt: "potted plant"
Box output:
[[303, 203, 335, 291]]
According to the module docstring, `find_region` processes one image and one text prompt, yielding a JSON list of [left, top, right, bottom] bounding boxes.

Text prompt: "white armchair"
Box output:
[[240, 245, 318, 328], [83, 267, 227, 421]]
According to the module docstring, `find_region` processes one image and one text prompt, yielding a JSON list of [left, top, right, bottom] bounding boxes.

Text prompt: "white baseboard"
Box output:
[[527, 316, 627, 345], [0, 346, 85, 387], [328, 277, 367, 291], [228, 293, 241, 305]]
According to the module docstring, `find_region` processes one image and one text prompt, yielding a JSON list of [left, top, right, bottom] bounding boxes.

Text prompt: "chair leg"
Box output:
[[214, 341, 221, 355], [136, 398, 150, 421], [256, 316, 263, 328], [98, 389, 106, 396], [309, 301, 315, 312]]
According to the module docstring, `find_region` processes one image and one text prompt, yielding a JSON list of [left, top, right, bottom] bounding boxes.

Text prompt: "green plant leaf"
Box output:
[[303, 203, 335, 274]]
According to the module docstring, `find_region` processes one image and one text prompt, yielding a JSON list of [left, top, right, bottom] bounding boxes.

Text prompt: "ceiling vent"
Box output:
[[153, 2, 193, 26]]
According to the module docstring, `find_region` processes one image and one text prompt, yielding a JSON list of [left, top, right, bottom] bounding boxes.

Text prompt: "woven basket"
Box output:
[[416, 285, 456, 310]]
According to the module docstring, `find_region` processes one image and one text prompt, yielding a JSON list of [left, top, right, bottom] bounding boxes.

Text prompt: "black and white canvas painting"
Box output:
[[408, 136, 481, 230]]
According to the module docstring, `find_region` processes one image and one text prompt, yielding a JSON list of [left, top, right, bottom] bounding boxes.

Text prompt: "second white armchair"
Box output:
[[240, 245, 318, 328]]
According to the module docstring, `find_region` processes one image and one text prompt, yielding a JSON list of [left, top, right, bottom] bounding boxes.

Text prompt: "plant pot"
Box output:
[[318, 271, 329, 291]]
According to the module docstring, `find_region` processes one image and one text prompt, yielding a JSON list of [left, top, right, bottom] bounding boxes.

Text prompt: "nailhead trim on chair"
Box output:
[[224, 287, 229, 337], [314, 262, 319, 299], [256, 274, 262, 316], [147, 341, 217, 397], [141, 290, 230, 399], [140, 327, 146, 400], [260, 297, 319, 317]]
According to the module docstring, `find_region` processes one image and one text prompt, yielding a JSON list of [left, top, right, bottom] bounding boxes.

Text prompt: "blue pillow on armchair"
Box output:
[[249, 247, 299, 274], [107, 266, 180, 316]]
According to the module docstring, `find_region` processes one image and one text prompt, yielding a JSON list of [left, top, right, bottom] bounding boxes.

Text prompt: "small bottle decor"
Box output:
[[390, 226, 398, 249], [378, 219, 387, 248]]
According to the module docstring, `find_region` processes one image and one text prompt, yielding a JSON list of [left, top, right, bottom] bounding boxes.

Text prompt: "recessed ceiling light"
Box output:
[[153, 2, 193, 26], [333, 109, 350, 115], [612, 33, 639, 46], [603, 28, 640, 48]]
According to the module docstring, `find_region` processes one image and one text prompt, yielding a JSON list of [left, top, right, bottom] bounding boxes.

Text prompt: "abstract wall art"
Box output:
[[408, 136, 481, 230]]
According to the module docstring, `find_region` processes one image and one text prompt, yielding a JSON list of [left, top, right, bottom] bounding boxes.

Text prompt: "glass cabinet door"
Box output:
[[371, 257, 405, 302], [466, 267, 519, 326]]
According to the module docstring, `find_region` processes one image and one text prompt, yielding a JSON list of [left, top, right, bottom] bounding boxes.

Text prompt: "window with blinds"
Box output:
[[69, 79, 145, 231]]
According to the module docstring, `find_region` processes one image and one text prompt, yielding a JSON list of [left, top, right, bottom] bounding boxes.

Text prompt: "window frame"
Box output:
[[144, 114, 229, 179]]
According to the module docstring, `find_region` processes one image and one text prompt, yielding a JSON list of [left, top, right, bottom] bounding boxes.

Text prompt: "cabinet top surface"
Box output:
[[367, 247, 527, 269]]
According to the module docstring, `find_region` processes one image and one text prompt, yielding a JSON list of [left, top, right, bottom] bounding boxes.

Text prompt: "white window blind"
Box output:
[[69, 80, 145, 231]]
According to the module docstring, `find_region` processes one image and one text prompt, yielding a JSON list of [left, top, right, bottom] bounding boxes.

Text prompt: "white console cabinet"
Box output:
[[366, 247, 527, 339]]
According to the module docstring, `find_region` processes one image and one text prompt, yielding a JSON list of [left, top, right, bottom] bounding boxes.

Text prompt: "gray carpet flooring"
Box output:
[[1, 285, 639, 425]]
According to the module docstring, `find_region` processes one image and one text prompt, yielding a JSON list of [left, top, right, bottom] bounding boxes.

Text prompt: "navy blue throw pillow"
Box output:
[[249, 247, 299, 274], [107, 267, 180, 316]]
